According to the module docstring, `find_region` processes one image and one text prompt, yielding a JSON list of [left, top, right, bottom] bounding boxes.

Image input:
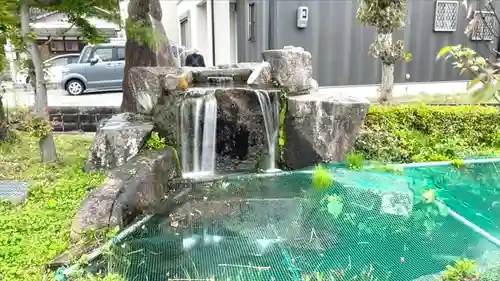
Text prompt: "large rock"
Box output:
[[262, 46, 314, 93], [283, 90, 370, 169], [153, 87, 280, 172], [84, 113, 154, 172], [129, 67, 193, 114], [247, 61, 272, 86], [72, 147, 181, 241], [129, 67, 254, 114]]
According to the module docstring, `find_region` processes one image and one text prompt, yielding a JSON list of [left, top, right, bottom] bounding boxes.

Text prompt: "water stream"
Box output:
[[254, 90, 280, 171], [180, 94, 218, 178]]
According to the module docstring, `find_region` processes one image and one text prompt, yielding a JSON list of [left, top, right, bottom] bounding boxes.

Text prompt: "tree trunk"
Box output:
[[377, 33, 395, 103], [0, 96, 8, 141], [20, 1, 58, 162], [120, 0, 179, 112], [121, 0, 156, 113]]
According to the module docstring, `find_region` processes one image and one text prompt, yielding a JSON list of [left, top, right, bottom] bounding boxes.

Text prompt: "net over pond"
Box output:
[[102, 158, 500, 281]]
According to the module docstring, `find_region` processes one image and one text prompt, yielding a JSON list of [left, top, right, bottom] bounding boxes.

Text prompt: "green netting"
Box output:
[[101, 159, 500, 281]]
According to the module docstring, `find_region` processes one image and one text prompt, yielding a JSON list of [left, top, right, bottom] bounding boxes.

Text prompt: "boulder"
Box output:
[[247, 61, 272, 86], [129, 67, 255, 114], [283, 90, 370, 170], [0, 181, 30, 205], [128, 67, 193, 114], [262, 46, 313, 93], [153, 87, 280, 172], [84, 113, 154, 172], [72, 147, 181, 242]]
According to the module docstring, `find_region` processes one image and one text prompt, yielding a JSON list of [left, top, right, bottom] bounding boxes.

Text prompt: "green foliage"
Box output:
[[125, 18, 155, 48], [437, 45, 499, 104], [0, 134, 105, 281], [440, 259, 480, 281], [354, 105, 500, 163], [356, 0, 410, 65], [70, 273, 126, 281], [5, 106, 52, 138], [451, 159, 465, 168], [312, 164, 334, 189], [345, 152, 365, 170], [145, 131, 166, 150], [0, 0, 120, 76], [278, 89, 288, 164]]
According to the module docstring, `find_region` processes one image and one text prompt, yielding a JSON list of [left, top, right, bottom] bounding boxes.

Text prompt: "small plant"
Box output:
[[278, 88, 288, 164], [451, 159, 465, 168], [440, 259, 480, 281], [312, 164, 334, 189], [346, 152, 365, 170], [145, 131, 166, 150]]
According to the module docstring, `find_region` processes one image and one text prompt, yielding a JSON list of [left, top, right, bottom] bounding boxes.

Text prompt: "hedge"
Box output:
[[353, 105, 500, 163]]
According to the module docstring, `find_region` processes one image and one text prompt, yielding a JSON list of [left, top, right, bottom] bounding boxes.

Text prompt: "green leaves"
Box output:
[[437, 44, 500, 104], [0, 134, 105, 281], [312, 164, 334, 189]]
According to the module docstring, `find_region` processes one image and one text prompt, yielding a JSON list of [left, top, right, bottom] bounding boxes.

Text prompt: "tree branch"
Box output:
[[43, 23, 75, 45]]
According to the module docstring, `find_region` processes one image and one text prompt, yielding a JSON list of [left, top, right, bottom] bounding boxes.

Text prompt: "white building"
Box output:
[[119, 0, 180, 43], [177, 0, 238, 66]]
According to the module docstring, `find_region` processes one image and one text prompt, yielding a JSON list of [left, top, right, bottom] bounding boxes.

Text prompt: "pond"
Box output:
[[97, 159, 500, 281]]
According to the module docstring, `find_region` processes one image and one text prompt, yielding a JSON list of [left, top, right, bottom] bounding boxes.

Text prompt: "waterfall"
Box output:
[[254, 90, 280, 171], [180, 94, 218, 178]]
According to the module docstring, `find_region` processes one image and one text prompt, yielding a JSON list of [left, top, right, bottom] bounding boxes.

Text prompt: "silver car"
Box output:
[[61, 40, 126, 95]]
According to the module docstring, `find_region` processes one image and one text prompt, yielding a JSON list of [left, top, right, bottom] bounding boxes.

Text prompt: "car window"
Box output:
[[79, 46, 92, 63], [67, 57, 79, 64], [117, 47, 125, 61], [51, 58, 68, 66], [92, 48, 113, 62]]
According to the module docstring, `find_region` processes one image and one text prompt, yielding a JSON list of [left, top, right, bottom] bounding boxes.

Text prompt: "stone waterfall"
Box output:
[[73, 46, 371, 241]]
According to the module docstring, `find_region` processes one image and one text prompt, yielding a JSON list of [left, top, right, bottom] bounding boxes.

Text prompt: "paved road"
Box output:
[[2, 89, 122, 107]]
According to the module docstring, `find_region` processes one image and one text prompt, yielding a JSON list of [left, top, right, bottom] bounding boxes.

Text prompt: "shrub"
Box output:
[[354, 105, 500, 163]]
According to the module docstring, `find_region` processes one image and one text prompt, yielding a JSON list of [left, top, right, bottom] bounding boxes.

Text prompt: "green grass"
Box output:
[[0, 133, 105, 281]]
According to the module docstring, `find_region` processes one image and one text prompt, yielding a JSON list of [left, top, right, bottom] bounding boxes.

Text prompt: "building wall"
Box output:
[[178, 0, 238, 66], [120, 0, 180, 43], [237, 0, 497, 86]]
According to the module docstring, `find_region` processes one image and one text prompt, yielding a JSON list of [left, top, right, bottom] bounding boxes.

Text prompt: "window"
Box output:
[[65, 41, 80, 51], [91, 48, 113, 62], [117, 47, 125, 61], [248, 3, 256, 41], [79, 46, 92, 63], [433, 0, 459, 32], [180, 18, 190, 48], [50, 41, 65, 52], [67, 56, 79, 64], [471, 10, 496, 41], [50, 58, 68, 67]]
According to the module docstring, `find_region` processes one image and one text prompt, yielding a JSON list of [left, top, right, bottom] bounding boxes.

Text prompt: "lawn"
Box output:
[[0, 133, 105, 281]]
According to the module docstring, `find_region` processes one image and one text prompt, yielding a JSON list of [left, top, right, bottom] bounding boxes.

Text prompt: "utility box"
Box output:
[[297, 6, 308, 28]]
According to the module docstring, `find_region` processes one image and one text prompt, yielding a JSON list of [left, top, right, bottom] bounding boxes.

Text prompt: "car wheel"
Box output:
[[65, 79, 85, 96]]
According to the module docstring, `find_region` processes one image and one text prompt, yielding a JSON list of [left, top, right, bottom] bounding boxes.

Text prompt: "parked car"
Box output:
[[61, 40, 126, 95], [17, 53, 81, 84]]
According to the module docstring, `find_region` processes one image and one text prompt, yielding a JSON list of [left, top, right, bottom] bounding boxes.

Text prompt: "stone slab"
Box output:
[[283, 91, 370, 169], [0, 181, 30, 205]]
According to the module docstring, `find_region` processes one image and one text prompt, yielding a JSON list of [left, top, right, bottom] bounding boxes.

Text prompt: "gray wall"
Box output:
[[237, 0, 497, 86]]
